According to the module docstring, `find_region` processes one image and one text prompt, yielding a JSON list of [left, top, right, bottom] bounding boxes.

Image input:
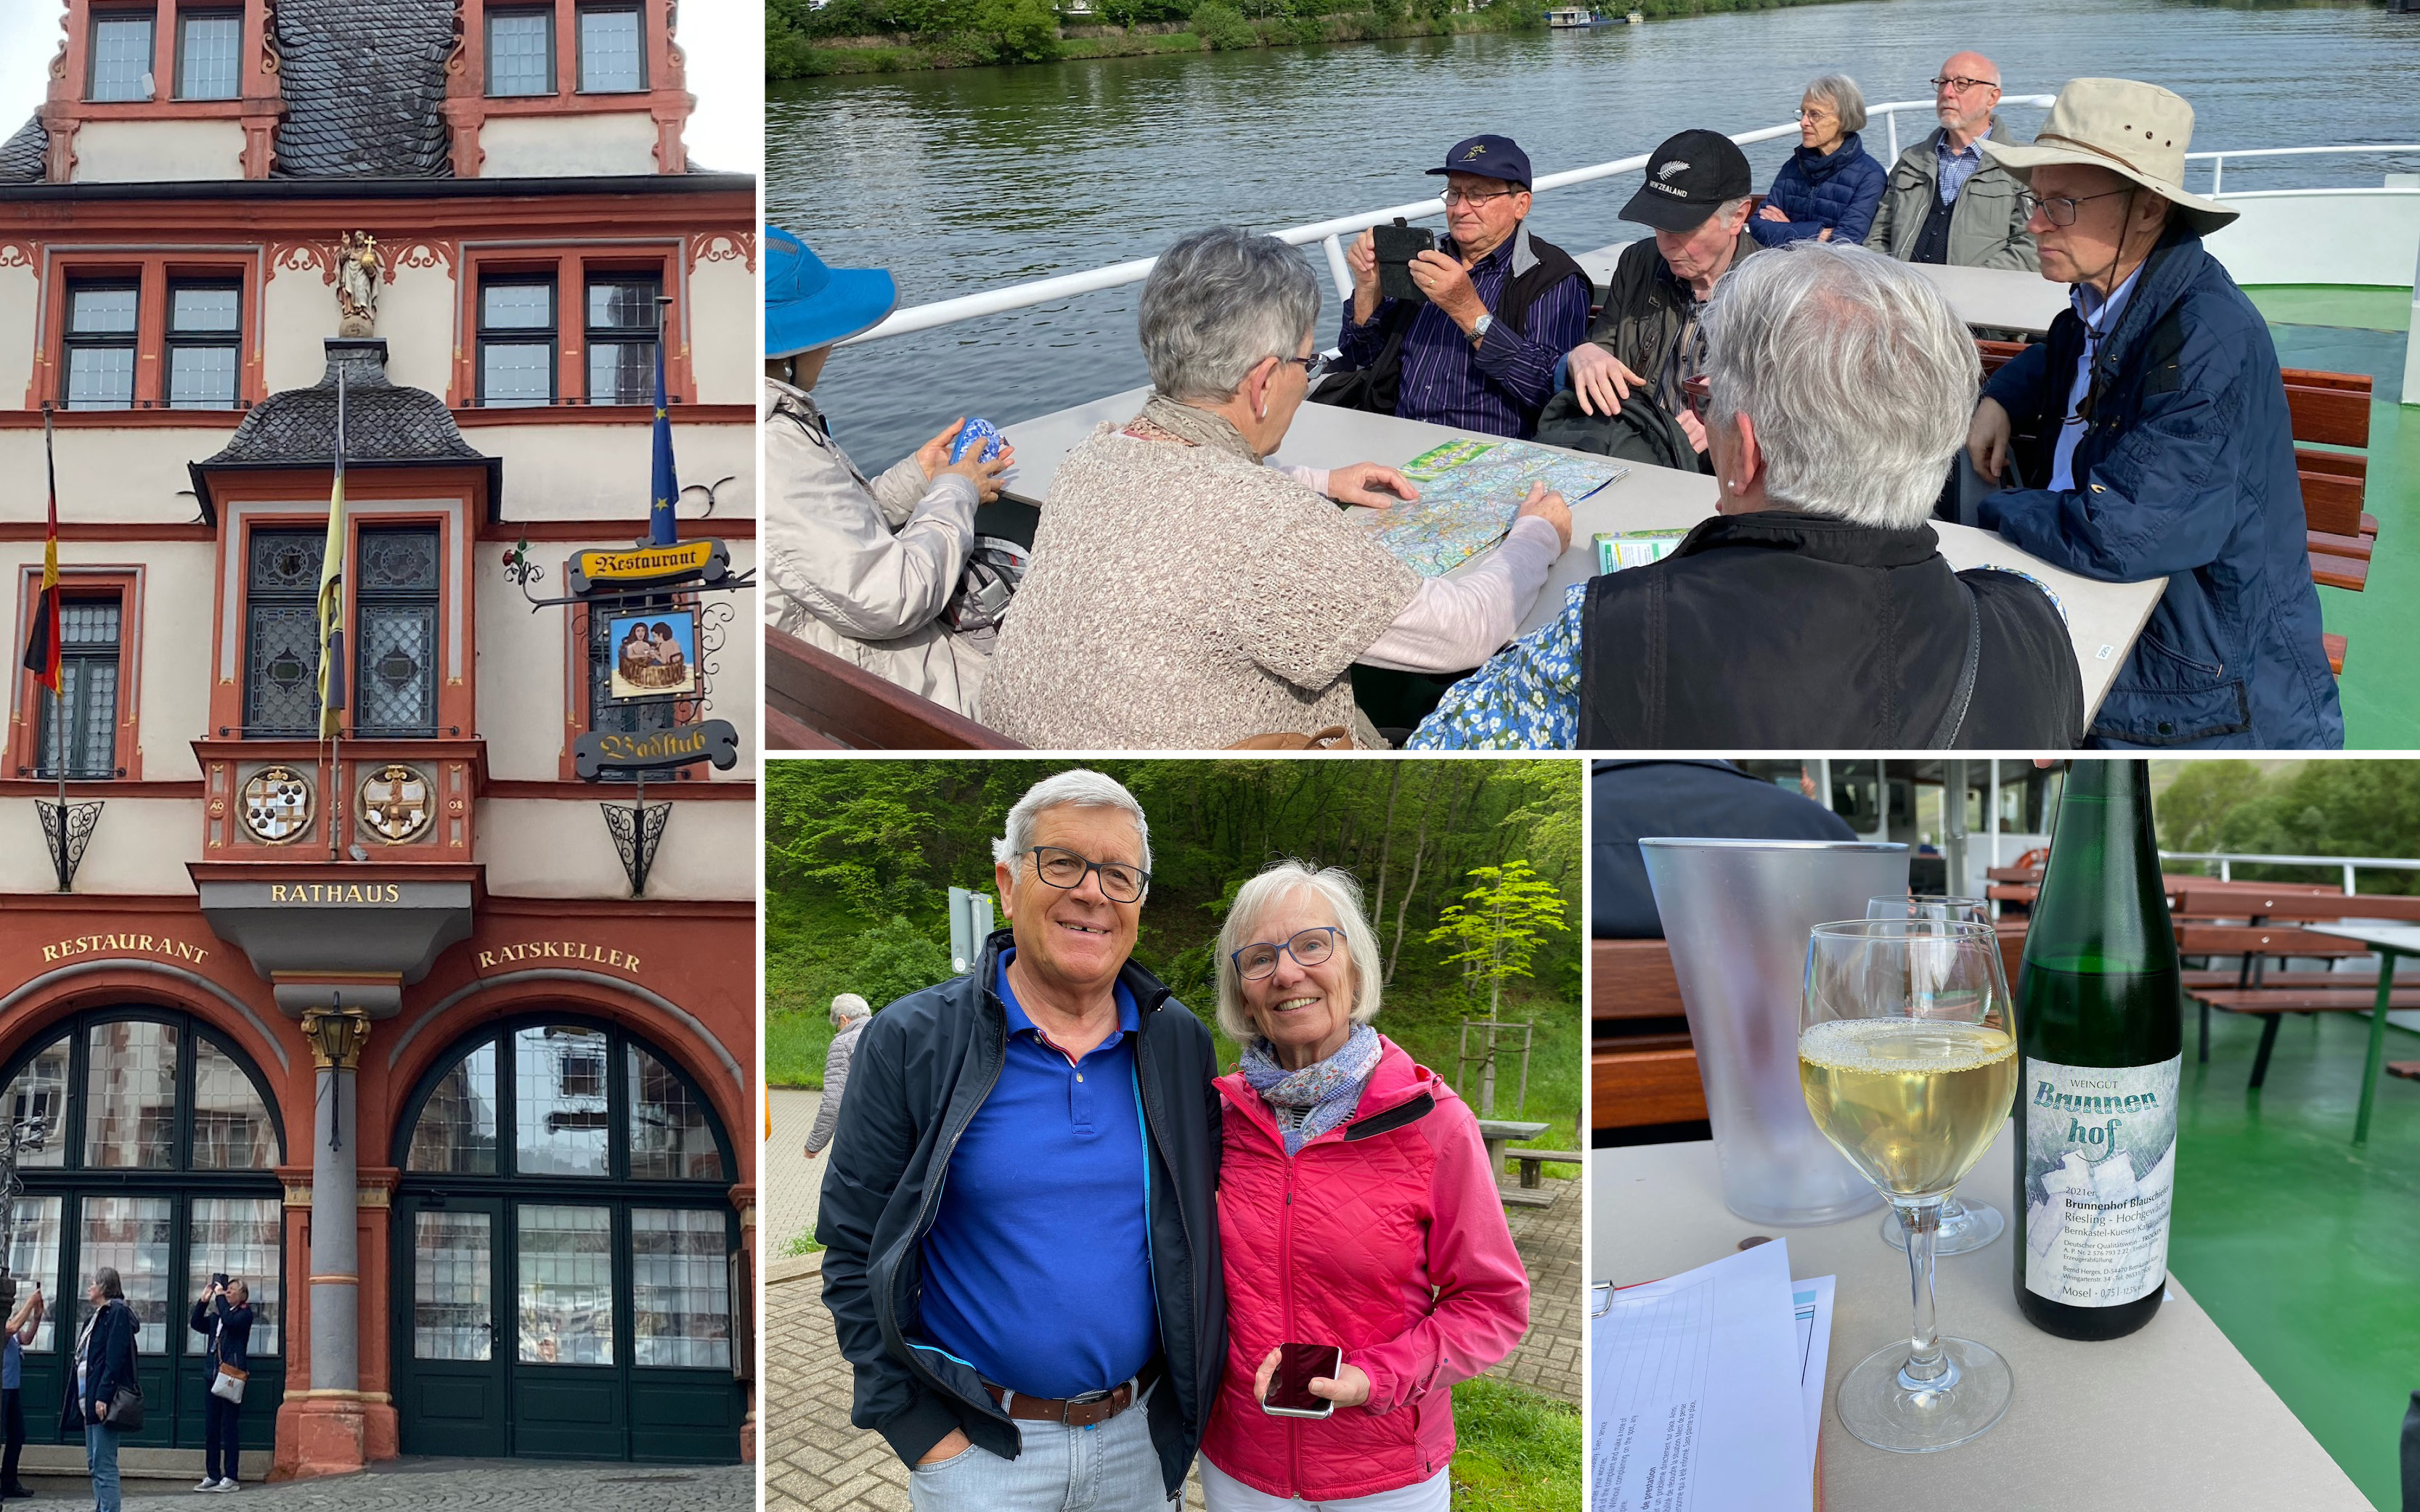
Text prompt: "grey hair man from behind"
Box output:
[[1138, 228, 1322, 406], [803, 994, 875, 1161], [1578, 240, 2083, 748]]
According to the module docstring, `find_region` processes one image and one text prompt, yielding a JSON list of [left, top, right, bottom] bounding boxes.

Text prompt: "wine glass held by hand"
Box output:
[[1800, 918, 2019, 1453], [1864, 896, 2010, 1256]]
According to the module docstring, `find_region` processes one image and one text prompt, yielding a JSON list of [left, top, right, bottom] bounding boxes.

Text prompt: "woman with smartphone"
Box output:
[[188, 1275, 253, 1492], [1199, 861, 1530, 1511]]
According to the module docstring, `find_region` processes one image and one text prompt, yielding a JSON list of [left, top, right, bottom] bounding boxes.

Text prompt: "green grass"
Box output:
[[1447, 1376, 1582, 1512], [777, 1229, 825, 1259], [768, 1009, 831, 1090]]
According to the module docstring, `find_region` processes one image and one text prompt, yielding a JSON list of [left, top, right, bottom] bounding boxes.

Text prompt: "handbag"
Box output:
[[211, 1363, 248, 1405], [105, 1382, 144, 1434]]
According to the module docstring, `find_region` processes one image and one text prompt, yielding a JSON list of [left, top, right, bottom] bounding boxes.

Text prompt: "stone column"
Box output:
[[300, 1005, 371, 1409]]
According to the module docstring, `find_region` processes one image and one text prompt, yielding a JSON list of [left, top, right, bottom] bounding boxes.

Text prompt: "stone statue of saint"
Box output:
[[336, 232, 381, 337]]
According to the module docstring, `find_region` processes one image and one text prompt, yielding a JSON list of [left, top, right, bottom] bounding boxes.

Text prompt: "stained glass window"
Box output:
[[243, 531, 325, 737], [353, 528, 439, 737], [632, 1209, 728, 1368]]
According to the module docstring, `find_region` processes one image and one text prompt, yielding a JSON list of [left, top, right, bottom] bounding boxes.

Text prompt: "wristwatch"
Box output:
[[1470, 312, 1494, 343]]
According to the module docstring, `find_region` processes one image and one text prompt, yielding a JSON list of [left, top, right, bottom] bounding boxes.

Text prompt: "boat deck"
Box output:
[[2172, 997, 2420, 1508]]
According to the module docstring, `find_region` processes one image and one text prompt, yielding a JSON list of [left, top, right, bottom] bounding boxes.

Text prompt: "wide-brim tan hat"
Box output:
[[1980, 77, 2238, 236]]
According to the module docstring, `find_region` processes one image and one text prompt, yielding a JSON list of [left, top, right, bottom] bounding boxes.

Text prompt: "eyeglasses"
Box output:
[[1022, 846, 1149, 903], [1276, 353, 1326, 380], [1931, 75, 1997, 94], [2020, 187, 2135, 227], [1231, 926, 1343, 981], [1440, 188, 1519, 208], [1798, 107, 1836, 123], [1681, 374, 1710, 417]]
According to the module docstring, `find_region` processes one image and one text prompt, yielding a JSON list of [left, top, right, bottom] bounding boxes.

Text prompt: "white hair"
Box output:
[[1804, 74, 1867, 134], [1701, 240, 1978, 528], [830, 993, 871, 1026], [1137, 226, 1322, 404], [1213, 861, 1385, 1043], [991, 768, 1154, 882]]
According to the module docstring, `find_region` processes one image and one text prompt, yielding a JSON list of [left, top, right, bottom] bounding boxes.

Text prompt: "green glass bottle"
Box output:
[[2012, 759, 2183, 1341]]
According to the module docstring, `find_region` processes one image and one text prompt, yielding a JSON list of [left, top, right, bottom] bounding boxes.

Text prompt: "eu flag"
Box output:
[[648, 311, 679, 546]]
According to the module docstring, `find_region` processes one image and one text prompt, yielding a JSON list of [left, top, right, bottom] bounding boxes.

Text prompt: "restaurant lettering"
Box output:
[[569, 539, 730, 596], [267, 883, 405, 904], [477, 941, 642, 973], [41, 933, 211, 967]]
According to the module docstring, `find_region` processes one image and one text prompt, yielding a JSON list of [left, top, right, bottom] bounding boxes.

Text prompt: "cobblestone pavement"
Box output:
[[8, 1460, 751, 1508], [768, 1088, 827, 1253], [1491, 1174, 1581, 1405]]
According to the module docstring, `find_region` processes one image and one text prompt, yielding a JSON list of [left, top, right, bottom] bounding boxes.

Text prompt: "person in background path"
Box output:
[[62, 1267, 136, 1512], [1, 1282, 41, 1499], [1750, 75, 1886, 250], [190, 1277, 253, 1493], [802, 993, 872, 1160], [1864, 52, 2038, 270]]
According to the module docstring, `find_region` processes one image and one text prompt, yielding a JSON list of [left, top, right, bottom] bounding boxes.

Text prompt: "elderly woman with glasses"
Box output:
[[982, 226, 1573, 751], [1195, 860, 1528, 1512], [1751, 75, 1886, 249]]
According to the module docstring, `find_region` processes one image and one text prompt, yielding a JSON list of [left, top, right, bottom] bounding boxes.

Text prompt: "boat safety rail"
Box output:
[[2188, 142, 2420, 196], [2160, 850, 2420, 894]]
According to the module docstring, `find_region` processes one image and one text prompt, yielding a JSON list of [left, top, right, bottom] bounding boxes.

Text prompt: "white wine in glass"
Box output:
[[1801, 918, 2018, 1454], [1865, 895, 2009, 1254]]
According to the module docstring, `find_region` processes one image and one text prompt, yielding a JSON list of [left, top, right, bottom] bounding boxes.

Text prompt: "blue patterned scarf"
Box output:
[[1240, 1023, 1382, 1156]]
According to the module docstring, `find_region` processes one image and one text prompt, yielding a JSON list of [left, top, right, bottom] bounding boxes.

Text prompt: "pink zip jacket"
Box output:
[[1199, 1036, 1530, 1501]]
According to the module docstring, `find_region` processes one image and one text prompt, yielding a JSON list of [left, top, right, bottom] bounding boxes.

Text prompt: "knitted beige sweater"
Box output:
[[985, 412, 1419, 750]]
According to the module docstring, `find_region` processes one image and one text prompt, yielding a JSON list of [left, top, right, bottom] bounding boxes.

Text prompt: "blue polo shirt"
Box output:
[[916, 951, 1157, 1399]]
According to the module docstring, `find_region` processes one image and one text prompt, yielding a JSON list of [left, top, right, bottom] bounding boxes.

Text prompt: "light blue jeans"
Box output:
[[84, 1419, 121, 1512], [908, 1381, 1178, 1512]]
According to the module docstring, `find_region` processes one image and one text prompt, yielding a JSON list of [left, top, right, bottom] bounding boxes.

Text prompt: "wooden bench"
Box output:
[[1507, 1148, 1583, 1189], [765, 629, 1025, 751], [2172, 887, 2420, 1085], [1590, 937, 1706, 1130]]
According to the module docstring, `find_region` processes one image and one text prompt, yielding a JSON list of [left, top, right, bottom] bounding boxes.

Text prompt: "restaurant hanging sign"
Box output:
[[573, 719, 740, 779], [568, 539, 731, 597]]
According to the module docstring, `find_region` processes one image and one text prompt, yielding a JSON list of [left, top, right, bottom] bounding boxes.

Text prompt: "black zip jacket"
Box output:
[[815, 929, 1225, 1495]]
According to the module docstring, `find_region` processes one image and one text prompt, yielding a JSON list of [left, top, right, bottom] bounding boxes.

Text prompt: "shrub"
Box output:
[[979, 0, 1067, 59], [1191, 0, 1261, 47]]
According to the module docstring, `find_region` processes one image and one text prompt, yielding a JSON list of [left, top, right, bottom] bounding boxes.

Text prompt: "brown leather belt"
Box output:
[[983, 1357, 1163, 1429]]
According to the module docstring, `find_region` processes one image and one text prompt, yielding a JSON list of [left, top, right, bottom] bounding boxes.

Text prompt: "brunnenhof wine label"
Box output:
[[2020, 1053, 2180, 1307]]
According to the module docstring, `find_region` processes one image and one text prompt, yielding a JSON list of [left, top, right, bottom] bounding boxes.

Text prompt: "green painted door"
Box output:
[[394, 1196, 508, 1458]]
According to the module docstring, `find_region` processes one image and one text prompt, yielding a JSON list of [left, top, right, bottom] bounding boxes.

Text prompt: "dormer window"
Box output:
[[176, 10, 243, 102], [487, 8, 556, 97], [89, 11, 155, 104], [577, 4, 646, 94]]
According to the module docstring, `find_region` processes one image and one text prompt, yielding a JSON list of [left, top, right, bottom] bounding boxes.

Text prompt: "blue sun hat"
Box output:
[[765, 226, 899, 359]]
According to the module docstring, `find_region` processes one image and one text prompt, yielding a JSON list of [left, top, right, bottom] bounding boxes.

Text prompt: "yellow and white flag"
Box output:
[[316, 369, 348, 739]]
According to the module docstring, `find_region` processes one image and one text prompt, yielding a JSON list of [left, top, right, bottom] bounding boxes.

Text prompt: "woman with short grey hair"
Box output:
[[984, 226, 1573, 750], [1752, 73, 1886, 248], [802, 993, 875, 1160]]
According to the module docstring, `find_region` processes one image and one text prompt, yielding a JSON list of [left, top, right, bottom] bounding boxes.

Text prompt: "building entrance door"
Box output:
[[394, 1195, 508, 1458]]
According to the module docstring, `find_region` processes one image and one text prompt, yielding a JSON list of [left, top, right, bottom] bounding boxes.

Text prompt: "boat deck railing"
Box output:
[[839, 92, 2420, 346], [2162, 850, 2420, 894]]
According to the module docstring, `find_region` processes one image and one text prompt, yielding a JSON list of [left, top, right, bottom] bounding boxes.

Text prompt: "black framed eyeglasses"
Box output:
[[1023, 846, 1149, 903], [1930, 75, 1996, 94], [1277, 354, 1327, 380], [2019, 187, 2135, 227], [1440, 188, 1518, 208], [1231, 926, 1343, 982]]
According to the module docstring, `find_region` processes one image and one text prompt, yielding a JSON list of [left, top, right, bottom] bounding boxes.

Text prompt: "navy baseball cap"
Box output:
[[1427, 134, 1533, 189], [1621, 129, 1754, 232]]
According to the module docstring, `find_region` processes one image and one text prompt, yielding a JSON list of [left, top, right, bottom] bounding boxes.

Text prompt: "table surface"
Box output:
[[2307, 922, 2420, 955], [1591, 1129, 2373, 1511], [1001, 390, 2161, 718], [1575, 240, 2069, 335]]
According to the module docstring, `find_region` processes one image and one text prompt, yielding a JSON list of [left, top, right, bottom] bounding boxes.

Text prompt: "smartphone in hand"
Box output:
[[1261, 1343, 1343, 1420], [1373, 220, 1437, 305]]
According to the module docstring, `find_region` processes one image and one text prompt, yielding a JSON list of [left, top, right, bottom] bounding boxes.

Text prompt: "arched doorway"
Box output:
[[391, 1016, 742, 1463], [0, 1009, 288, 1454]]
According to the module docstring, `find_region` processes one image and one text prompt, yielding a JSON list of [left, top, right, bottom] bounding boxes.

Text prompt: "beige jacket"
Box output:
[[762, 378, 988, 716]]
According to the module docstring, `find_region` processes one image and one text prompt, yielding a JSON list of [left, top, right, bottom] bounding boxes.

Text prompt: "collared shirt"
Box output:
[[2049, 261, 2148, 491], [916, 949, 1157, 1400], [1336, 223, 1592, 440], [1936, 125, 1992, 205]]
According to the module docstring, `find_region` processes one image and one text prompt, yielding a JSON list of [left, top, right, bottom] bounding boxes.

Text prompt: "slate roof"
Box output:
[[0, 116, 44, 184], [203, 341, 488, 468], [271, 0, 456, 179]]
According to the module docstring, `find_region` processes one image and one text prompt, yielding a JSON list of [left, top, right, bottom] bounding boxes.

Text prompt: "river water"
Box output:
[[774, 0, 2420, 467]]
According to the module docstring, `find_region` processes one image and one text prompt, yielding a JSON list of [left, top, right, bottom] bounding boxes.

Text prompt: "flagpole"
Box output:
[[41, 410, 62, 826], [327, 367, 346, 862]]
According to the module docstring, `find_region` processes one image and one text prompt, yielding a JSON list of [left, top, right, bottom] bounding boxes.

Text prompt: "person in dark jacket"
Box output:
[[1751, 75, 1886, 249], [1, 1281, 41, 1498], [817, 769, 1223, 1512], [1580, 241, 2083, 748], [1591, 761, 1855, 938], [62, 1268, 137, 1512], [1330, 134, 1593, 440], [189, 1277, 253, 1492], [1968, 78, 2343, 748]]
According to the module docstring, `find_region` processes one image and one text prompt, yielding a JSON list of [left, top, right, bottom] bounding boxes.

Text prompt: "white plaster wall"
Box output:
[[70, 120, 245, 184], [475, 421, 754, 520], [0, 262, 36, 411], [261, 260, 336, 396], [2206, 190, 2420, 288], [688, 257, 755, 406], [0, 798, 200, 894], [380, 261, 458, 398], [477, 115, 659, 179], [0, 428, 221, 525], [132, 542, 217, 781], [480, 797, 754, 899]]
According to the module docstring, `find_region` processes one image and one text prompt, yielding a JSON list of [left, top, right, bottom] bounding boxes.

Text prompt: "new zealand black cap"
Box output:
[[1621, 129, 1754, 232], [1426, 134, 1533, 189]]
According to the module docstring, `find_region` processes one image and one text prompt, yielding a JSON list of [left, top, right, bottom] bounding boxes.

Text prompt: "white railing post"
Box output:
[[1322, 233, 1353, 302], [1887, 109, 1899, 164], [2346, 863, 2358, 895], [2210, 154, 2223, 196], [2220, 859, 2231, 881]]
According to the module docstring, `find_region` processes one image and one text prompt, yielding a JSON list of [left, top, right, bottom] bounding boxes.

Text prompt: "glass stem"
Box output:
[[1897, 1199, 1948, 1385]]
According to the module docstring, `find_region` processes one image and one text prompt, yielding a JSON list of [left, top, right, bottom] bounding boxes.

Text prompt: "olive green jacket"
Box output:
[[1863, 123, 2040, 271]]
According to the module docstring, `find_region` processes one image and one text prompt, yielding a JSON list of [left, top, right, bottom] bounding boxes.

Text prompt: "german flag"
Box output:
[[20, 410, 60, 696]]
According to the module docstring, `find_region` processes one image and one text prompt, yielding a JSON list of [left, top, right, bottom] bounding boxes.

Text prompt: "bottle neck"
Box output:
[[2024, 760, 2176, 976]]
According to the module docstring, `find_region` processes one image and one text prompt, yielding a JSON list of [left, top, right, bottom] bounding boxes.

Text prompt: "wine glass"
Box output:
[[1801, 918, 2018, 1453], [1866, 896, 2008, 1256]]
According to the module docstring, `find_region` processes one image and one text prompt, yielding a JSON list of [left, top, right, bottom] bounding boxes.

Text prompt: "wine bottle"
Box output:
[[2012, 759, 2184, 1341]]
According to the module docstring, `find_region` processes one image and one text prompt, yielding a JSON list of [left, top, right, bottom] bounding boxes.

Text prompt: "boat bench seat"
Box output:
[[2170, 888, 2420, 1090], [766, 627, 1026, 751], [1591, 937, 1706, 1130]]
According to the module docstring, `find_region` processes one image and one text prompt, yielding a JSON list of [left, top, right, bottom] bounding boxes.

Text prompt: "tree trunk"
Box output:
[[1372, 761, 1405, 923], [1386, 767, 1439, 985]]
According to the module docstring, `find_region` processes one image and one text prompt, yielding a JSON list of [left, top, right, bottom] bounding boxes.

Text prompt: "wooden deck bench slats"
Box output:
[[766, 629, 1026, 751], [1591, 937, 1684, 1021], [2174, 889, 2420, 924], [1592, 1046, 1709, 1129]]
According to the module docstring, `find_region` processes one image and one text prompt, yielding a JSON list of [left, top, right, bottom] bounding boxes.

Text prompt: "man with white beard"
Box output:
[[1865, 51, 2040, 270]]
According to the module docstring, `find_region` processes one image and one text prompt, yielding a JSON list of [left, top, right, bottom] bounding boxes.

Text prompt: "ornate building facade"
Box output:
[[0, 0, 757, 1481]]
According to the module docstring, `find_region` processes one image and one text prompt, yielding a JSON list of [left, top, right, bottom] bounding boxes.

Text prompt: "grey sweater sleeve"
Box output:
[[803, 1024, 860, 1155]]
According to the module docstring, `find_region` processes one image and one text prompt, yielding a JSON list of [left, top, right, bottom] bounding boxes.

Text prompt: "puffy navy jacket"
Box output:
[[1979, 228, 2344, 748], [1748, 133, 1886, 248]]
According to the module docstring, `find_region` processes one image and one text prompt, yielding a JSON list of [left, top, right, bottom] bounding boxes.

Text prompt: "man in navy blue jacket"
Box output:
[[1967, 78, 2343, 748]]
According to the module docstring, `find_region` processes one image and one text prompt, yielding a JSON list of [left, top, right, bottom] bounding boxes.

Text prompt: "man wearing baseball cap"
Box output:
[[1557, 129, 1759, 459], [1329, 134, 1592, 439], [1967, 78, 2342, 748]]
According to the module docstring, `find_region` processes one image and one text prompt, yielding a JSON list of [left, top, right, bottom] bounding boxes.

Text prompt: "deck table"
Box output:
[[1001, 389, 2162, 720], [2301, 921, 2420, 1144], [1592, 1127, 2374, 1511]]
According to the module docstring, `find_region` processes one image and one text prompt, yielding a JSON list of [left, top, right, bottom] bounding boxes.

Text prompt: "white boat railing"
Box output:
[[2190, 143, 2420, 196], [2160, 850, 2420, 894]]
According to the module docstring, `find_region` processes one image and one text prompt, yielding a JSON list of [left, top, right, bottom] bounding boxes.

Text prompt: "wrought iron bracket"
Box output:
[[601, 796, 672, 896], [34, 798, 104, 893]]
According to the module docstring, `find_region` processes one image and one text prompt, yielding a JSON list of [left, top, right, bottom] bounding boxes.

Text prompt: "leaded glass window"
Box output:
[[479, 279, 555, 407], [87, 14, 153, 102], [64, 285, 137, 410], [487, 9, 555, 96], [190, 1039, 278, 1170], [176, 11, 241, 101], [6, 1198, 61, 1351], [406, 1040, 498, 1174], [577, 4, 645, 92], [354, 527, 439, 737], [628, 1045, 723, 1181], [515, 1026, 610, 1177], [1, 1037, 69, 1169], [632, 1209, 728, 1368], [79, 1195, 172, 1353], [243, 530, 324, 737], [33, 598, 121, 781], [84, 1020, 176, 1171], [414, 1211, 493, 1360], [517, 1205, 614, 1365], [188, 1197, 280, 1354], [586, 276, 659, 406], [167, 283, 241, 409]]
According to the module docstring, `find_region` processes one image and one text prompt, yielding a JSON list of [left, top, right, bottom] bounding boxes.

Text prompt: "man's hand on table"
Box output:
[[1327, 463, 1421, 509], [918, 1429, 972, 1466], [1407, 251, 1488, 335], [1567, 343, 1646, 417], [1517, 481, 1573, 553], [1677, 409, 1708, 454], [1967, 396, 2012, 485]]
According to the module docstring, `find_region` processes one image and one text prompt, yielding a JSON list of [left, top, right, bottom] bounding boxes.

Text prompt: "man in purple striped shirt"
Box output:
[[1333, 135, 1593, 440]]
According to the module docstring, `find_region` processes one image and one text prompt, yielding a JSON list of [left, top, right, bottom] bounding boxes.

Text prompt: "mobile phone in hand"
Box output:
[[1261, 1343, 1343, 1419], [1373, 219, 1437, 305]]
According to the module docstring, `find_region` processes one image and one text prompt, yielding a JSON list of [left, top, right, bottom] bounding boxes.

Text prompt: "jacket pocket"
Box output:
[[2094, 632, 2251, 744]]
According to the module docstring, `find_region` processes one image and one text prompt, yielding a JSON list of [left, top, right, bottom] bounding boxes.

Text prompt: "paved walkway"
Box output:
[[768, 1088, 826, 1256], [7, 1459, 751, 1508]]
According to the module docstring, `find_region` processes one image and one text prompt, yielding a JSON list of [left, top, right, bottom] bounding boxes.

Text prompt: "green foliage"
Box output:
[[979, 0, 1067, 58], [1448, 1376, 1583, 1512], [2151, 761, 2420, 894], [1191, 0, 1262, 47], [777, 1229, 824, 1258], [2155, 760, 2270, 854], [1428, 861, 1573, 1014]]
